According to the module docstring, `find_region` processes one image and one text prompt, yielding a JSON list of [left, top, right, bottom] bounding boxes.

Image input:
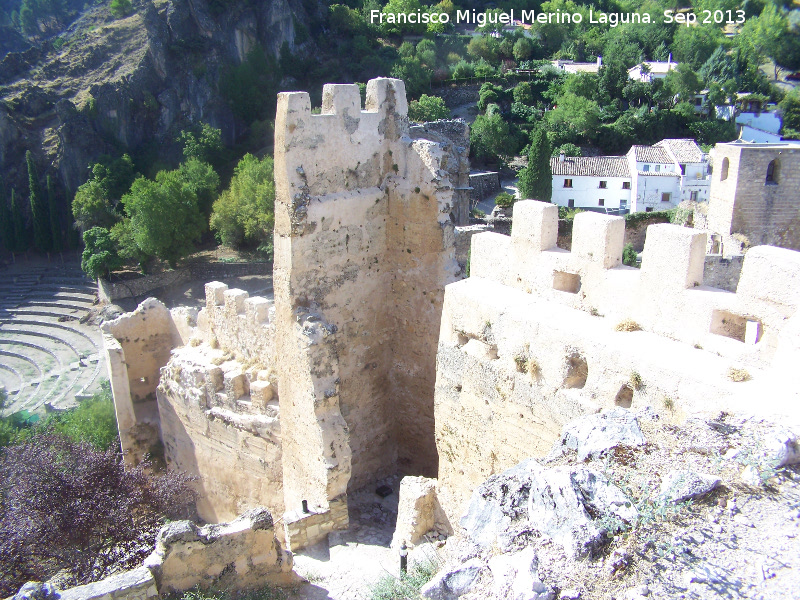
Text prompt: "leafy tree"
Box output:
[[470, 113, 512, 165], [664, 63, 702, 104], [121, 171, 206, 268], [467, 36, 500, 63], [408, 94, 450, 122], [451, 60, 475, 79], [671, 25, 724, 71], [110, 219, 151, 273], [210, 154, 275, 250], [26, 151, 50, 253], [700, 46, 737, 84], [478, 82, 502, 112], [81, 227, 122, 280], [0, 433, 196, 596], [513, 81, 534, 105], [178, 124, 223, 165], [779, 88, 800, 135], [561, 72, 598, 101], [738, 3, 787, 79], [328, 4, 364, 35], [109, 0, 132, 18], [517, 126, 552, 202], [547, 92, 600, 135], [513, 37, 535, 62], [47, 176, 62, 253], [426, 0, 454, 33], [390, 56, 431, 98], [72, 180, 118, 232], [379, 0, 426, 36], [220, 47, 280, 122], [415, 39, 436, 69], [174, 158, 220, 217], [90, 154, 136, 203], [552, 143, 580, 157]]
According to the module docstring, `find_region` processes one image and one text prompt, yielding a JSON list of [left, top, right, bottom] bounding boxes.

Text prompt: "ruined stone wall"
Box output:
[[469, 171, 500, 203], [12, 509, 297, 600], [157, 284, 283, 523], [273, 78, 459, 517], [101, 298, 182, 464], [434, 200, 800, 523], [703, 254, 744, 292], [708, 143, 800, 251]]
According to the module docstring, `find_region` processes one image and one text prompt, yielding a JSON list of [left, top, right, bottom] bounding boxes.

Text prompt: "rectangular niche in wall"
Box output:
[[553, 271, 581, 294]]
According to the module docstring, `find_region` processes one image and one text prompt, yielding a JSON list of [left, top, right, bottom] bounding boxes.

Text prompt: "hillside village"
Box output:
[[1, 1, 800, 600]]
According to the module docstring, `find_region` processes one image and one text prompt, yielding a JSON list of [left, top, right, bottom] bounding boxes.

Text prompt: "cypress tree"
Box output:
[[517, 126, 552, 203], [11, 189, 27, 252], [27, 150, 51, 252], [0, 179, 12, 252], [48, 175, 63, 253]]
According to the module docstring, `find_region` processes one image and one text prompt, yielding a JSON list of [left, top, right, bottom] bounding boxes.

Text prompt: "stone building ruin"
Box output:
[[101, 78, 800, 562]]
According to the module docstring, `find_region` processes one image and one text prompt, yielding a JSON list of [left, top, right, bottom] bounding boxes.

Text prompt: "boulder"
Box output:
[[488, 547, 554, 600], [552, 408, 646, 462], [658, 470, 720, 503], [461, 460, 637, 558], [420, 558, 484, 600]]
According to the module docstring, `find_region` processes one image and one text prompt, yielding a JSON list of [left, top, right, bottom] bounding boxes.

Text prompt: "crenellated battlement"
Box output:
[[199, 282, 275, 364], [467, 200, 800, 359]]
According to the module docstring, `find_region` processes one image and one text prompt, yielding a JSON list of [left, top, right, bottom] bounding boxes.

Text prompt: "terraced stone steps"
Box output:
[[0, 259, 106, 413]]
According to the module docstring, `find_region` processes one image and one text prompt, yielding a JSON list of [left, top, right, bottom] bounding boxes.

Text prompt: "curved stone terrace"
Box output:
[[0, 257, 105, 414]]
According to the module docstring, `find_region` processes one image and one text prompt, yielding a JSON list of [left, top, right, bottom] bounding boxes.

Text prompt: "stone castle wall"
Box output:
[[434, 200, 800, 523], [272, 78, 459, 516], [708, 143, 800, 251], [103, 78, 463, 550]]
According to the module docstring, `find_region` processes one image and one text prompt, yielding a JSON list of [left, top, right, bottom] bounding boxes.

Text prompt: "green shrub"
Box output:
[[494, 192, 515, 208], [622, 243, 637, 267], [110, 0, 132, 18], [368, 561, 439, 600], [44, 384, 118, 450]]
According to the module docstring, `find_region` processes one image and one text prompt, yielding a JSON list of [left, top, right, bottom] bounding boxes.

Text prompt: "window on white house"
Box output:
[[661, 192, 672, 203], [564, 179, 573, 188], [568, 199, 575, 208], [655, 164, 661, 172], [622, 181, 631, 189], [643, 165, 650, 172], [599, 199, 605, 206], [599, 181, 607, 189]]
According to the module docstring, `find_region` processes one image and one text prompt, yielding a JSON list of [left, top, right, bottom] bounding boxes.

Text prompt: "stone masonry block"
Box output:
[[245, 297, 271, 324], [223, 289, 249, 315], [640, 224, 706, 291], [470, 232, 511, 282], [322, 84, 362, 115], [571, 212, 625, 269], [205, 282, 228, 308], [511, 200, 558, 251], [736, 245, 800, 310], [365, 77, 408, 117]]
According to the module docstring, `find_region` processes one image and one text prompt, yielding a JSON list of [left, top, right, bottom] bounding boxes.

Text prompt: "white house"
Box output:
[[550, 155, 632, 212], [626, 145, 681, 213], [653, 139, 710, 203], [551, 57, 603, 75], [628, 55, 677, 83], [547, 139, 709, 214]]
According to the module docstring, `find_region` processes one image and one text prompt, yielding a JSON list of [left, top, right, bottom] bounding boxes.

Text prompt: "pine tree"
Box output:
[[27, 151, 51, 253], [11, 189, 27, 252], [518, 127, 552, 203], [0, 178, 12, 252], [47, 175, 63, 253]]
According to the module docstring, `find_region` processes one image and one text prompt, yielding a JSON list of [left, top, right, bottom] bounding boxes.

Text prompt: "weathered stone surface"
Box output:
[[488, 547, 554, 600], [552, 408, 646, 462], [57, 567, 157, 600], [392, 476, 450, 549], [146, 508, 298, 593], [420, 558, 484, 600], [461, 459, 637, 559], [659, 470, 721, 503]]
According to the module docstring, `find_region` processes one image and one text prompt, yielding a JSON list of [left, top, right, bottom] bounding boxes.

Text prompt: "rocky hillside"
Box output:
[[418, 408, 800, 600], [0, 0, 321, 209]]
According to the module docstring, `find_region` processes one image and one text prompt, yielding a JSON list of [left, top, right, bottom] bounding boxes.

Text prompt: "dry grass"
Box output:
[[728, 367, 751, 382], [615, 319, 642, 332]]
